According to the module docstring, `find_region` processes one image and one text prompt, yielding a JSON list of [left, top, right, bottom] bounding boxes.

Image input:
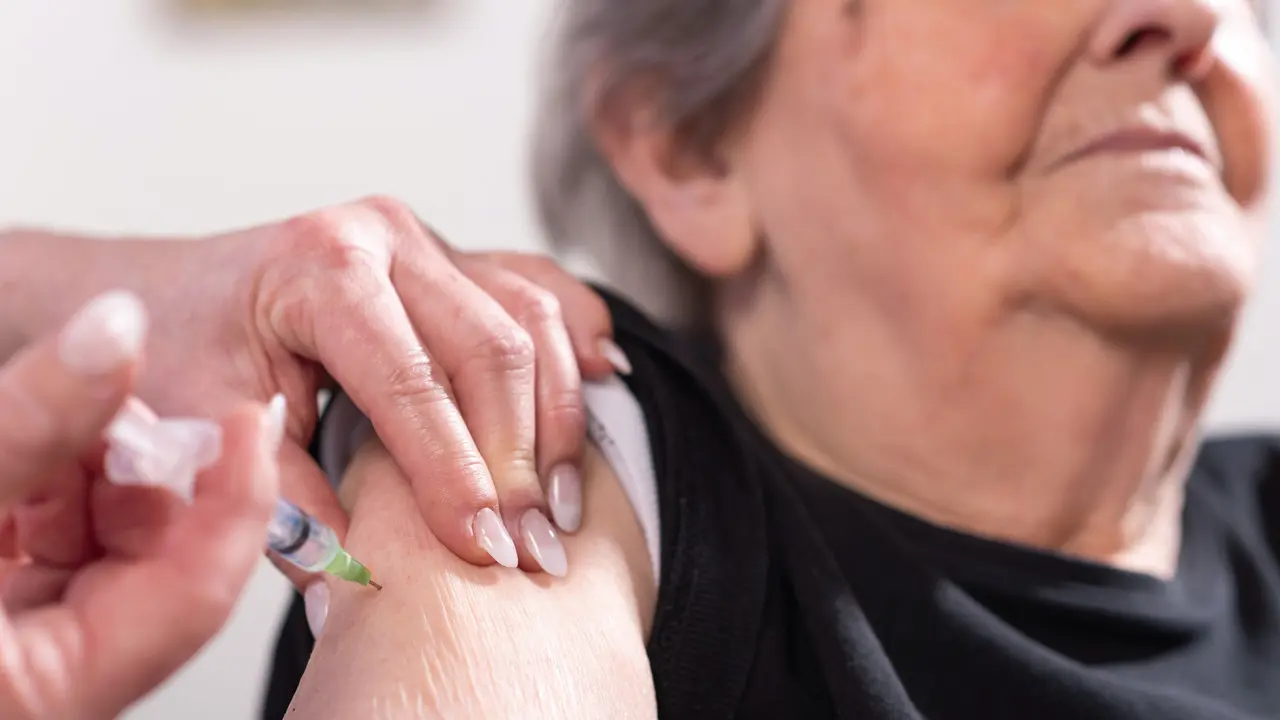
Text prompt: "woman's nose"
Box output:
[[1089, 0, 1221, 76]]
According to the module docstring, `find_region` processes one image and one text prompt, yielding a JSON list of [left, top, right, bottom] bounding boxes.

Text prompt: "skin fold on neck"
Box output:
[[717, 274, 1230, 579]]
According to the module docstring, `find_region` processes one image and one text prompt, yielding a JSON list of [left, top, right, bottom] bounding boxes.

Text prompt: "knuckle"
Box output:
[[467, 325, 536, 375], [359, 194, 412, 220], [358, 195, 432, 241], [283, 205, 393, 271], [509, 284, 563, 328], [385, 356, 453, 409], [495, 445, 541, 496], [261, 237, 384, 340], [315, 237, 378, 277], [416, 441, 496, 499], [541, 396, 587, 452], [281, 209, 345, 253], [491, 460, 544, 509], [500, 482, 544, 511], [543, 393, 587, 434]]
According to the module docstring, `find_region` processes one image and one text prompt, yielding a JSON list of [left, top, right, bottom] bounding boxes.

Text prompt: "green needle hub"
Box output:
[[324, 548, 373, 587]]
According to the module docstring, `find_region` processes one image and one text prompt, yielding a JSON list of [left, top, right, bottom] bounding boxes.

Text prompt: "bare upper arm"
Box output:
[[287, 439, 658, 718]]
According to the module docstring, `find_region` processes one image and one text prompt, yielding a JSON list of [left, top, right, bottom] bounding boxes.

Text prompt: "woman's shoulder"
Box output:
[[1188, 432, 1280, 539], [1193, 431, 1280, 493], [1197, 431, 1280, 467], [596, 290, 778, 717]]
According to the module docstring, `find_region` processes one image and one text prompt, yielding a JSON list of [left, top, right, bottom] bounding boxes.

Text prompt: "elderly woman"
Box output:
[[263, 0, 1275, 717]]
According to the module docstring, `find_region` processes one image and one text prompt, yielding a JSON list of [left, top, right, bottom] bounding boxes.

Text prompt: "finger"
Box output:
[[470, 252, 624, 379], [460, 262, 587, 536], [0, 291, 143, 507], [2, 565, 72, 613], [0, 514, 20, 588], [12, 463, 95, 570], [88, 484, 182, 559], [18, 402, 279, 717], [378, 206, 547, 570], [0, 513, 17, 559], [268, 210, 502, 568]]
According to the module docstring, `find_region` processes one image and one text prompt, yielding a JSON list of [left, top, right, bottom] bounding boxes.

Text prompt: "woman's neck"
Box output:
[[718, 288, 1227, 578]]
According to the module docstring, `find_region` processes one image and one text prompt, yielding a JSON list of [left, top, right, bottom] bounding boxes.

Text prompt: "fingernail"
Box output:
[[473, 508, 518, 568], [58, 290, 148, 375], [547, 464, 583, 533], [264, 394, 288, 454], [304, 581, 329, 637], [520, 509, 568, 578], [103, 444, 141, 485], [103, 442, 200, 503], [598, 338, 632, 376], [159, 419, 224, 470]]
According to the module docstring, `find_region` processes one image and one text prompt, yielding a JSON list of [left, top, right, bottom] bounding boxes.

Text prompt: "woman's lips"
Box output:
[[1049, 127, 1219, 172]]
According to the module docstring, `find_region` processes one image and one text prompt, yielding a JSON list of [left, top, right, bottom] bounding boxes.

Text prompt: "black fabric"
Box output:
[[262, 291, 1280, 719]]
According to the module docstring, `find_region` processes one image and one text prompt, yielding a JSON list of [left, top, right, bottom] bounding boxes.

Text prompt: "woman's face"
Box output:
[[627, 0, 1274, 339]]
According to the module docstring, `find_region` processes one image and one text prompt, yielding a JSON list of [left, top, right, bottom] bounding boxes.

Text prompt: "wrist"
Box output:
[[0, 230, 170, 362]]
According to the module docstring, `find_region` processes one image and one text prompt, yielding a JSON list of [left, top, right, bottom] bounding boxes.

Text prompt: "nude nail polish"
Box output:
[[547, 464, 583, 533], [305, 581, 329, 637], [160, 418, 224, 469], [263, 393, 288, 454], [521, 509, 569, 578], [473, 508, 519, 568], [598, 338, 633, 376], [58, 290, 148, 375]]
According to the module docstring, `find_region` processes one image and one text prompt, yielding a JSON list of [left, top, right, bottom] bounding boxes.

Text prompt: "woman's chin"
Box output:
[[1087, 285, 1247, 342], [1041, 222, 1257, 342]]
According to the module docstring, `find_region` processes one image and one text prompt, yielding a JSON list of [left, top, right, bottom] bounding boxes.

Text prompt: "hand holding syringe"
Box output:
[[104, 396, 382, 590]]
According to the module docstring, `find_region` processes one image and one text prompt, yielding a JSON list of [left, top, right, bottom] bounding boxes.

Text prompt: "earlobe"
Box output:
[[591, 92, 760, 279], [646, 177, 758, 278]]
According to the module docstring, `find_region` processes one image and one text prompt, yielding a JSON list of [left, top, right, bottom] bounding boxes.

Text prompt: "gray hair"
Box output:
[[531, 0, 786, 324]]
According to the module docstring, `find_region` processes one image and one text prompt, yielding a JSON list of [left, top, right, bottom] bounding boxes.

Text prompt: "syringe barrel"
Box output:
[[267, 498, 341, 573]]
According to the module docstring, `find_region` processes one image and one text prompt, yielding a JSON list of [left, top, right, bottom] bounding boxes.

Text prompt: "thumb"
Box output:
[[0, 400, 280, 719], [0, 291, 144, 506]]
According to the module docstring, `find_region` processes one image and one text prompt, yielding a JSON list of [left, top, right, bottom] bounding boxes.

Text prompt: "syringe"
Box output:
[[268, 497, 382, 590], [103, 395, 382, 590]]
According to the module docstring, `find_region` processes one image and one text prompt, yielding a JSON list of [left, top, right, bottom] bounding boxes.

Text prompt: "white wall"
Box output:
[[0, 0, 553, 247], [0, 3, 1275, 719]]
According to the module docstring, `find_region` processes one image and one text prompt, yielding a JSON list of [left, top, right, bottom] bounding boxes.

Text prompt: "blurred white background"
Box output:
[[0, 1, 1275, 718]]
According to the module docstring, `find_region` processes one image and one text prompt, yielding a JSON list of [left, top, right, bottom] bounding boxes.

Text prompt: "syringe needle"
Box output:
[[369, 580, 384, 591]]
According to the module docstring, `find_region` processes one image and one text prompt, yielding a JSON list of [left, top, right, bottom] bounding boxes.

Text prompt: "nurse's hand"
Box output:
[[0, 197, 619, 583], [0, 292, 277, 720]]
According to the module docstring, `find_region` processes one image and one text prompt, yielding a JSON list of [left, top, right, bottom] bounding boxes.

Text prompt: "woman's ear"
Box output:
[[590, 84, 758, 278]]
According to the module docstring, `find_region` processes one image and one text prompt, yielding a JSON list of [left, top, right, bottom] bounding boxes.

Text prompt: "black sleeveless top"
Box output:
[[263, 292, 1280, 719]]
